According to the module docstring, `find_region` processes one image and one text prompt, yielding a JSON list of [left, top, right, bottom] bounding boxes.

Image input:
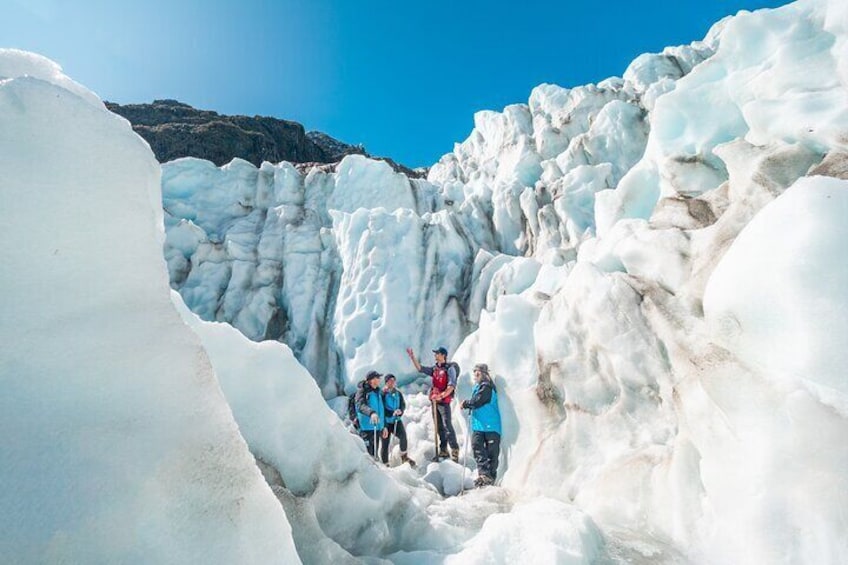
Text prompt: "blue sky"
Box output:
[[2, 0, 789, 167]]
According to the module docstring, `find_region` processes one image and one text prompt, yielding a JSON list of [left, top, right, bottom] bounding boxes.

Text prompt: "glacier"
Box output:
[[0, 50, 299, 563], [3, 0, 848, 563]]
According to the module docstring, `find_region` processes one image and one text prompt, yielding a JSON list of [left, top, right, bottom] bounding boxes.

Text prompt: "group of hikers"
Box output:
[[349, 346, 502, 488]]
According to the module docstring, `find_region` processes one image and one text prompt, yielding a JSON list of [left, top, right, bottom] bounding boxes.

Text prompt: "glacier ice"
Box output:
[[157, 1, 848, 561], [5, 0, 848, 563], [0, 50, 300, 563]]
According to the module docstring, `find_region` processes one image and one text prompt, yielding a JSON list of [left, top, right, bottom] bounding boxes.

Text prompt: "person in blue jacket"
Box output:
[[356, 370, 387, 458], [460, 363, 502, 487], [381, 374, 416, 467]]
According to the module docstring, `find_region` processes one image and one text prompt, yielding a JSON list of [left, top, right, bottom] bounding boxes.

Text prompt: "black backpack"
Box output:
[[347, 392, 357, 422], [348, 381, 365, 428]]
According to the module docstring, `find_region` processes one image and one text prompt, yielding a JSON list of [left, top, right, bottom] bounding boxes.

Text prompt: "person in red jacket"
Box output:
[[406, 346, 459, 462]]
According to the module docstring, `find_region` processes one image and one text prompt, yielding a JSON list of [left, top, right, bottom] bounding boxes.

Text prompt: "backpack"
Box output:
[[348, 381, 364, 428], [347, 392, 357, 422]]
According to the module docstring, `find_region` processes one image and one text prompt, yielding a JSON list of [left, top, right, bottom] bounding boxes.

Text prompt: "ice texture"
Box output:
[[6, 0, 848, 562], [0, 49, 299, 563], [160, 2, 848, 561]]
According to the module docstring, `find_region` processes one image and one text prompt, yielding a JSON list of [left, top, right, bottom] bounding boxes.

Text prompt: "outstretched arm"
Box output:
[[406, 347, 423, 372]]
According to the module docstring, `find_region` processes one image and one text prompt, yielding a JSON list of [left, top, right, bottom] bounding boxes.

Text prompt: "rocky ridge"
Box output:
[[106, 99, 367, 168]]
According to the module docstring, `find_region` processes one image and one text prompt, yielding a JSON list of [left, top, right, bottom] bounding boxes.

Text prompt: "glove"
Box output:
[[370, 413, 379, 425], [460, 400, 468, 409]]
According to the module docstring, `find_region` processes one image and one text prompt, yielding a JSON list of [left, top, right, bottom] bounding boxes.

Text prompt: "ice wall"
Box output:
[[89, 0, 848, 561], [0, 49, 299, 564], [162, 155, 474, 395], [171, 293, 447, 561], [449, 1, 848, 562], [161, 19, 713, 395]]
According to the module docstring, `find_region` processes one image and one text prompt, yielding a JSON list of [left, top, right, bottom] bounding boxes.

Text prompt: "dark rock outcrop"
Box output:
[[306, 130, 365, 163], [106, 99, 366, 167]]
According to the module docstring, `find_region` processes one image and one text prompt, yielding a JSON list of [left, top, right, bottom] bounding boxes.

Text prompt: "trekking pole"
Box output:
[[459, 408, 472, 496], [431, 399, 440, 461], [373, 427, 379, 462], [387, 421, 395, 465]]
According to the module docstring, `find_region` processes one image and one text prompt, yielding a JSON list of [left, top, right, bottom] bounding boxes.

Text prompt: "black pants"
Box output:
[[380, 421, 408, 463], [436, 402, 459, 451], [360, 429, 380, 458], [472, 431, 501, 480]]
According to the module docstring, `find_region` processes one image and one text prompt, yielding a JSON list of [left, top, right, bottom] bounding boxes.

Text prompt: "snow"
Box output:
[[705, 176, 848, 396], [0, 48, 103, 108], [331, 207, 473, 391], [443, 499, 605, 565], [171, 293, 452, 560], [598, 0, 848, 230], [0, 50, 298, 563]]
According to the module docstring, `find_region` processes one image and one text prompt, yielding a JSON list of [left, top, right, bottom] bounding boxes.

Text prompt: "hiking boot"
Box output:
[[477, 475, 494, 487], [431, 450, 448, 462], [450, 448, 460, 463], [473, 476, 486, 487], [401, 453, 416, 468]]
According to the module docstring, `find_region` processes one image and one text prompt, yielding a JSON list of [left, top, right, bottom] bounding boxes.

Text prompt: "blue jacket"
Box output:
[[356, 382, 385, 432], [466, 379, 501, 435], [382, 388, 405, 424]]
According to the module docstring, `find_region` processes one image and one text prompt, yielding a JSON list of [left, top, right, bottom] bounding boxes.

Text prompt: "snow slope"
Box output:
[[0, 49, 299, 564]]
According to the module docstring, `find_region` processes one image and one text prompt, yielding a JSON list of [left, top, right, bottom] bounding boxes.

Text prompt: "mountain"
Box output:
[[3, 0, 848, 563], [105, 99, 366, 167]]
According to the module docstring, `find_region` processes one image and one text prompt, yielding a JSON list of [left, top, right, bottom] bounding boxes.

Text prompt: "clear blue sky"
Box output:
[[2, 0, 789, 167]]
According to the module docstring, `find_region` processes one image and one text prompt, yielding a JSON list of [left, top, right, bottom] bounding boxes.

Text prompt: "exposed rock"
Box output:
[[106, 99, 364, 167], [306, 130, 365, 162], [808, 150, 848, 180]]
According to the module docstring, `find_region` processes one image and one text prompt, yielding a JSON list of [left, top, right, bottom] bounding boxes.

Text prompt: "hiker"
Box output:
[[406, 346, 460, 462], [355, 370, 388, 458], [460, 363, 501, 487], [381, 374, 416, 467]]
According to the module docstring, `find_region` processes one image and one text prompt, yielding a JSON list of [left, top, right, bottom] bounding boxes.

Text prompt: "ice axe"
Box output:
[[459, 406, 472, 496], [431, 398, 440, 461]]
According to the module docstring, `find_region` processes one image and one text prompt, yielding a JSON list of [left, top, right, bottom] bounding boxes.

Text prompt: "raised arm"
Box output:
[[406, 347, 423, 372]]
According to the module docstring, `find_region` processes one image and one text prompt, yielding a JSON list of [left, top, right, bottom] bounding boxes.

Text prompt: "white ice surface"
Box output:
[[7, 0, 848, 562], [0, 50, 299, 563]]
